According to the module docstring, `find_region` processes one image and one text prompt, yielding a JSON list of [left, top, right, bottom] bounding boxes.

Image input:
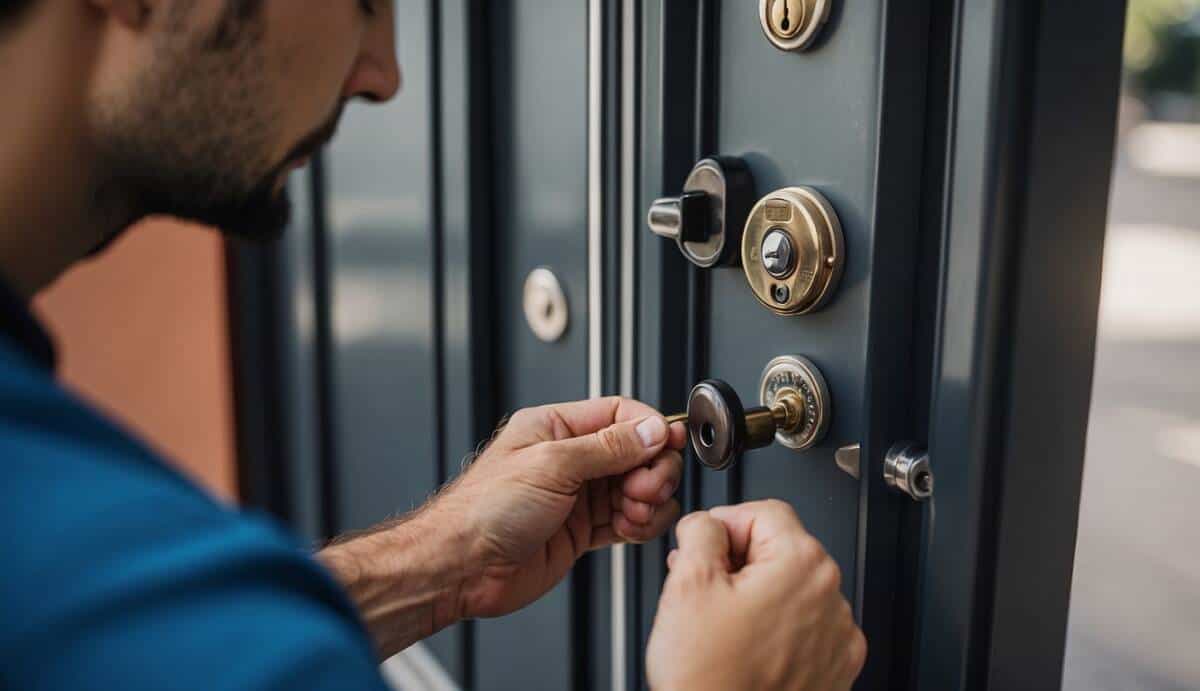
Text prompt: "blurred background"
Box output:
[[26, 1, 1200, 688], [1064, 0, 1200, 688]]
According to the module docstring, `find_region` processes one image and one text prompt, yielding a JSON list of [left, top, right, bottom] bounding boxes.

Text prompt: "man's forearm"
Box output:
[[317, 506, 472, 659]]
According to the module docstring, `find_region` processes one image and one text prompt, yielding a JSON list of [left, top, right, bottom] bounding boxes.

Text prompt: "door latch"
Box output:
[[884, 442, 934, 501], [647, 157, 755, 268]]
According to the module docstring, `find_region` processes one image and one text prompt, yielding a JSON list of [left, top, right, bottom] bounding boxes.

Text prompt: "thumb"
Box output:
[[673, 511, 732, 573], [544, 415, 669, 481]]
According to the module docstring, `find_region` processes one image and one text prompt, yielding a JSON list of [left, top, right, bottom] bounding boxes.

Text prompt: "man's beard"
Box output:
[[108, 106, 341, 246], [89, 1, 340, 248]]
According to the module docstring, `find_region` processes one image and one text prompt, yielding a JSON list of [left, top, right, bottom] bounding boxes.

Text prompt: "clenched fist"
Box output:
[[646, 500, 866, 691]]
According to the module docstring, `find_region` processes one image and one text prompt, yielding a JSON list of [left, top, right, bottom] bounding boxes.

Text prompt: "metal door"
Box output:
[[616, 1, 1126, 690], [229, 1, 1128, 690]]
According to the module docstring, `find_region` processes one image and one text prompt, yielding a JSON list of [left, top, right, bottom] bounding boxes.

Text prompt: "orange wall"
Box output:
[[33, 219, 237, 501]]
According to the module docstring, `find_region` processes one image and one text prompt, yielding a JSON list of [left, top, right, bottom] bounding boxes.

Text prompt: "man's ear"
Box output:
[[87, 0, 152, 30]]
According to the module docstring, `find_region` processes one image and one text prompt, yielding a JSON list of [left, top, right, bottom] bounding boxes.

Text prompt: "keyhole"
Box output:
[[780, 0, 790, 31], [700, 422, 716, 448], [914, 471, 932, 494], [543, 300, 554, 319]]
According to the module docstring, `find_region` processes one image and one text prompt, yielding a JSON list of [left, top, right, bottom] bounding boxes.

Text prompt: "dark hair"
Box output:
[[1, 0, 35, 25]]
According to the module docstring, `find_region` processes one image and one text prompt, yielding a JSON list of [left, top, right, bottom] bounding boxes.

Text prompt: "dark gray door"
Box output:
[[230, 1, 1127, 690]]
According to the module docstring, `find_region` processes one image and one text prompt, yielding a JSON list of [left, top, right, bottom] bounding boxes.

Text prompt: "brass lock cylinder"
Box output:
[[741, 187, 844, 316], [760, 0, 833, 52]]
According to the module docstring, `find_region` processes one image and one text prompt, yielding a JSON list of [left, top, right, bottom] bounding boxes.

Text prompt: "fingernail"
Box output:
[[659, 481, 676, 502], [636, 416, 667, 448]]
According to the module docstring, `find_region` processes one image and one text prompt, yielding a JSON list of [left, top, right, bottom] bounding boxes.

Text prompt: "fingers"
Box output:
[[546, 414, 669, 481], [619, 494, 657, 524], [532, 396, 662, 438], [593, 499, 682, 548], [707, 499, 806, 565], [673, 511, 733, 573], [667, 420, 687, 450], [495, 397, 688, 451], [620, 450, 683, 504], [615, 499, 680, 543]]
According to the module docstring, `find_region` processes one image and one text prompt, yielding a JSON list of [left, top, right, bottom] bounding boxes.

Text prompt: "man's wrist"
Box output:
[[317, 501, 476, 658]]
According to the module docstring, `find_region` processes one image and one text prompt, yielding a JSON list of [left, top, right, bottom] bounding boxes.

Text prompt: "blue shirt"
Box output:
[[0, 281, 391, 690]]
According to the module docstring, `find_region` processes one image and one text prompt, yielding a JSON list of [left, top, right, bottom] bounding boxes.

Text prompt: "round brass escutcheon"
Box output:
[[741, 187, 844, 316], [759, 0, 832, 52], [759, 355, 831, 451]]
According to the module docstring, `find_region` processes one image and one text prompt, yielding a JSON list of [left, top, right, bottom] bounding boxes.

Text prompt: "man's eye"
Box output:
[[359, 0, 377, 17]]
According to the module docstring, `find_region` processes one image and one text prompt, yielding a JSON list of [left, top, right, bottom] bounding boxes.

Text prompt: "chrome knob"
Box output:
[[646, 157, 755, 268], [884, 442, 934, 501]]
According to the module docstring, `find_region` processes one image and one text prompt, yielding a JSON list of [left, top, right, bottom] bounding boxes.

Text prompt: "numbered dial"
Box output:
[[741, 187, 844, 316], [759, 355, 831, 450]]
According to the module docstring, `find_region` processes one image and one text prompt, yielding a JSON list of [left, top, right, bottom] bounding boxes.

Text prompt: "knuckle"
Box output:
[[760, 498, 796, 520], [785, 532, 825, 567], [506, 407, 536, 429], [597, 426, 630, 459], [675, 511, 710, 533], [846, 628, 868, 672], [812, 559, 842, 596]]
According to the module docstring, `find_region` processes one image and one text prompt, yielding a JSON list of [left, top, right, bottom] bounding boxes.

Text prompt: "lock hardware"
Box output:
[[522, 268, 569, 342], [759, 0, 833, 52], [884, 442, 934, 502], [647, 157, 755, 268], [742, 187, 844, 316], [669, 355, 831, 470]]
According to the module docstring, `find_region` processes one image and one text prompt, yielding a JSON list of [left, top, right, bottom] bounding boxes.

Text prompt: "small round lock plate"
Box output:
[[523, 268, 569, 343], [759, 0, 833, 52], [759, 355, 831, 450], [742, 187, 844, 316]]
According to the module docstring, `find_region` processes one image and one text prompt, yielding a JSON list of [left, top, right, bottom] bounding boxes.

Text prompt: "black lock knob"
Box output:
[[647, 157, 755, 268], [683, 379, 806, 470]]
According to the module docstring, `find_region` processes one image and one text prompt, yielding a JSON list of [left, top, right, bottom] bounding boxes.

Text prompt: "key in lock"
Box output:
[[667, 355, 831, 470]]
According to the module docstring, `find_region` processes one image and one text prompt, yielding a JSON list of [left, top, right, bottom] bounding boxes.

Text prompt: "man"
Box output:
[[0, 1, 866, 689]]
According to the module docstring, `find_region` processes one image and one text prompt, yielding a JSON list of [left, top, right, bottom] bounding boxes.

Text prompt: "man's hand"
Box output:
[[646, 500, 866, 691], [444, 396, 685, 618], [319, 396, 685, 658]]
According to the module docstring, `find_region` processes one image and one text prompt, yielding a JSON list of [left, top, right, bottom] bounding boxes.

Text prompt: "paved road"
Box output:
[[1062, 140, 1200, 690]]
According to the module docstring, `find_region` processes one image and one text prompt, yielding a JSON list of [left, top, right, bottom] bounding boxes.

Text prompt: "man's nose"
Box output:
[[342, 55, 402, 104]]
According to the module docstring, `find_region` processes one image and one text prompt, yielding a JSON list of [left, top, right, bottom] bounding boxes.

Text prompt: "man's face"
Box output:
[[89, 0, 399, 241]]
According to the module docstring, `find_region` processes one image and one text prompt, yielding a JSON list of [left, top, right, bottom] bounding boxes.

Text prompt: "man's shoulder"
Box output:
[[0, 337, 307, 618], [0, 342, 387, 690]]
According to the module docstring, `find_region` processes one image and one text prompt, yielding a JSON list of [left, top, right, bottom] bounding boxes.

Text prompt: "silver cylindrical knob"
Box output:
[[884, 442, 934, 501], [647, 191, 710, 243]]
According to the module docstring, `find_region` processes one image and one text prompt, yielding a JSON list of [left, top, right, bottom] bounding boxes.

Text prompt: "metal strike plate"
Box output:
[[759, 0, 833, 52], [759, 354, 831, 450], [647, 157, 755, 268], [742, 187, 845, 316]]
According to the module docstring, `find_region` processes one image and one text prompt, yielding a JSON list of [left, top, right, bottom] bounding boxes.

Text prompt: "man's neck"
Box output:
[[0, 2, 126, 298]]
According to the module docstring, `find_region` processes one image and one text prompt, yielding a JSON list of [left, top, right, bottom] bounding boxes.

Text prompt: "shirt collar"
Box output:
[[0, 274, 57, 372]]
